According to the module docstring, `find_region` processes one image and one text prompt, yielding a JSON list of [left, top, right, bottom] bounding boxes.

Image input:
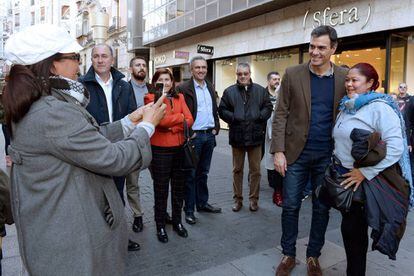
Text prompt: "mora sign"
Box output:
[[197, 45, 214, 55], [303, 4, 371, 30]]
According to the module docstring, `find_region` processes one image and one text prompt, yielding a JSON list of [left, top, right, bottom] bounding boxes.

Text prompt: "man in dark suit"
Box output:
[[178, 56, 222, 225], [79, 43, 139, 251], [270, 26, 348, 276]]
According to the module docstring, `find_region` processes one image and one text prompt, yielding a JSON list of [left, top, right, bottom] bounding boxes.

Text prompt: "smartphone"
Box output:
[[154, 83, 163, 102]]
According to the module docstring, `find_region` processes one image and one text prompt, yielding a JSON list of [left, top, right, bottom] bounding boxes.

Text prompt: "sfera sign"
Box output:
[[197, 45, 214, 55], [303, 4, 371, 30]]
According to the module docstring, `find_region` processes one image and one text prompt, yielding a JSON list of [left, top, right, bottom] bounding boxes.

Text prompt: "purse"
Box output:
[[315, 156, 362, 212], [182, 120, 199, 170]]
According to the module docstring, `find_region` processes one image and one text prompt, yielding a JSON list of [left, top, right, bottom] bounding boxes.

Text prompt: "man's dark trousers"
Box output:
[[185, 131, 216, 213], [281, 147, 331, 257]]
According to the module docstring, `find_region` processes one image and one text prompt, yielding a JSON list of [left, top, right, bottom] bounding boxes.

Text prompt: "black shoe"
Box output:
[[165, 212, 173, 224], [128, 240, 140, 251], [157, 228, 168, 243], [185, 213, 197, 225], [132, 216, 143, 233], [197, 203, 222, 213], [173, 223, 188, 238]]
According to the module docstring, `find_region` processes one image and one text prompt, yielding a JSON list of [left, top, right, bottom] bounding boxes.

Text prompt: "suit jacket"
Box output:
[[80, 66, 137, 125], [128, 80, 152, 108], [270, 62, 348, 164], [177, 78, 220, 134]]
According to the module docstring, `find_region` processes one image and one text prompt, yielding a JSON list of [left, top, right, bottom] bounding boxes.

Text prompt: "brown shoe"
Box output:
[[249, 201, 258, 212], [275, 255, 296, 276], [232, 201, 242, 212], [306, 257, 322, 276]]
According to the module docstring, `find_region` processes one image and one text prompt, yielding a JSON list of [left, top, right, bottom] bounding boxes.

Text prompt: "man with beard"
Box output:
[[264, 72, 283, 206], [126, 56, 152, 233]]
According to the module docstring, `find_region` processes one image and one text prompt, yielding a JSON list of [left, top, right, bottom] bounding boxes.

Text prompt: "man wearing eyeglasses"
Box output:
[[218, 63, 272, 212], [396, 83, 414, 151], [79, 43, 139, 252]]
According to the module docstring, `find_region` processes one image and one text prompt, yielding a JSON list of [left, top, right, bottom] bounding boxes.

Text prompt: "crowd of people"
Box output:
[[0, 23, 413, 276]]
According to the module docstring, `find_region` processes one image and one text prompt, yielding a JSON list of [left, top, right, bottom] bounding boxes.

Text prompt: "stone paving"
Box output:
[[1, 130, 413, 275]]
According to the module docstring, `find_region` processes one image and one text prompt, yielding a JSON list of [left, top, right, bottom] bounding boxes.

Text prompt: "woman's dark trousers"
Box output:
[[341, 202, 369, 276], [150, 146, 186, 229]]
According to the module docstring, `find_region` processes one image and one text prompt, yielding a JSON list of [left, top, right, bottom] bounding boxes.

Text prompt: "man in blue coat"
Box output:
[[79, 43, 138, 251]]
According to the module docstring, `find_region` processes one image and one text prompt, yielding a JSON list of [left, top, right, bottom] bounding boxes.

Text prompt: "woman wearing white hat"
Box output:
[[3, 24, 166, 275]]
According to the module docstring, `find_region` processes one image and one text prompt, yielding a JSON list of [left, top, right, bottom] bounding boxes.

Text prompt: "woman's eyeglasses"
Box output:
[[399, 85, 407, 89], [57, 53, 81, 62]]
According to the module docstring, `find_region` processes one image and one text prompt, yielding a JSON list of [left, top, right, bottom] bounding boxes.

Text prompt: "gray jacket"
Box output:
[[8, 89, 151, 276]]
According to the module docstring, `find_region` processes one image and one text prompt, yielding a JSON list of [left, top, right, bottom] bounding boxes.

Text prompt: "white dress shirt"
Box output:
[[95, 73, 114, 122]]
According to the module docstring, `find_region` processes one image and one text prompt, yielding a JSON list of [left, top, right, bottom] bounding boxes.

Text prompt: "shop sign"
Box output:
[[303, 4, 371, 30], [154, 55, 167, 66], [197, 44, 214, 55], [174, 50, 190, 60]]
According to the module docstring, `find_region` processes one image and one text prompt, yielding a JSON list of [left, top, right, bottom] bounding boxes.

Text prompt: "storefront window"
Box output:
[[389, 35, 407, 94], [406, 33, 414, 94], [215, 48, 299, 97], [330, 48, 386, 92]]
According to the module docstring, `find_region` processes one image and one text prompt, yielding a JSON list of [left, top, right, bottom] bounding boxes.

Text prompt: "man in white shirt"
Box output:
[[79, 44, 139, 251]]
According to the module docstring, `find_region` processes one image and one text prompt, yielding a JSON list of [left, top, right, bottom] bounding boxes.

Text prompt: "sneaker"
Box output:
[[273, 191, 283, 207]]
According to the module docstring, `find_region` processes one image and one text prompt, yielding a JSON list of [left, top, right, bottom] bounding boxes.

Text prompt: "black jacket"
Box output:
[[397, 95, 414, 146], [219, 81, 272, 147], [177, 78, 220, 134], [351, 128, 410, 260], [79, 67, 137, 125]]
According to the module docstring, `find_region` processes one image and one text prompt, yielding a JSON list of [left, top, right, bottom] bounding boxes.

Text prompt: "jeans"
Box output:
[[281, 148, 331, 257], [184, 132, 216, 214]]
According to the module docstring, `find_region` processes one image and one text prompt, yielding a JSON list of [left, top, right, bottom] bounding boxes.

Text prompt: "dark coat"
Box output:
[[351, 128, 410, 260], [270, 63, 348, 164], [80, 66, 137, 125], [218, 81, 272, 147], [177, 78, 220, 134], [80, 67, 137, 190]]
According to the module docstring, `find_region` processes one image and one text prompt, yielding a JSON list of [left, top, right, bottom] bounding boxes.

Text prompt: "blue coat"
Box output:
[[79, 66, 137, 125]]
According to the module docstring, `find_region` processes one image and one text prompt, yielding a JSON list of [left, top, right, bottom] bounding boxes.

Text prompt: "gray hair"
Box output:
[[237, 63, 250, 72], [189, 55, 206, 68], [92, 43, 114, 57]]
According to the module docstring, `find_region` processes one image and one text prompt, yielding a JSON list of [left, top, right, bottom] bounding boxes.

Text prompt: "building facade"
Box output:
[[0, 0, 76, 84], [142, 0, 414, 95], [75, 0, 144, 77]]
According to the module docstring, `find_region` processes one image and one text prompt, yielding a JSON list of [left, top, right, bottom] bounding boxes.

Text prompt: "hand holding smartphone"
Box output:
[[154, 83, 164, 103]]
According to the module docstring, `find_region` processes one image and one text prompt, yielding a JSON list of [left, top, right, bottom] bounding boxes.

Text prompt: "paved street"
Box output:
[[1, 130, 414, 275]]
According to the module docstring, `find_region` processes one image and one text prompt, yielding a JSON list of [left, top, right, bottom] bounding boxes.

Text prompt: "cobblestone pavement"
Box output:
[[1, 130, 413, 275]]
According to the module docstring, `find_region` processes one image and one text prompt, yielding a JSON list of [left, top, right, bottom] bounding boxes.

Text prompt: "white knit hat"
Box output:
[[4, 24, 83, 65]]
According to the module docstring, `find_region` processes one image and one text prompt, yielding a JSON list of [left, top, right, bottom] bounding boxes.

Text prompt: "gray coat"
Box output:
[[8, 89, 151, 276]]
